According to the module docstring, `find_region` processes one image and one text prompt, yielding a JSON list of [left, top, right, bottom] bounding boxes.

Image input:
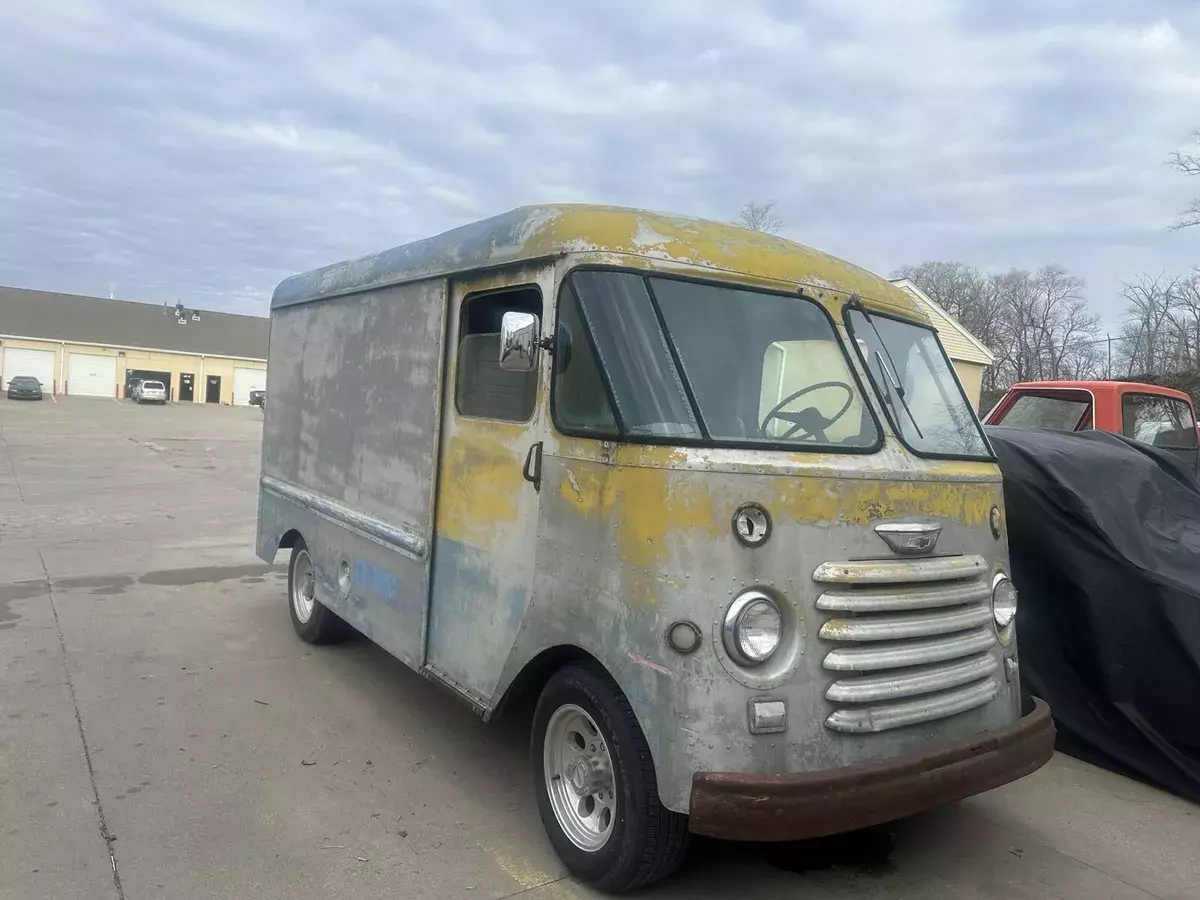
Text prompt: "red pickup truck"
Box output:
[[985, 380, 1199, 473]]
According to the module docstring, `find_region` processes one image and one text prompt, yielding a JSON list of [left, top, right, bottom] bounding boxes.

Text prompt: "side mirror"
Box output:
[[500, 311, 540, 373]]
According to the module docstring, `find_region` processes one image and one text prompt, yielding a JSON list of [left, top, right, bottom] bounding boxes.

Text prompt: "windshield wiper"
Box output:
[[873, 350, 923, 440], [854, 304, 924, 440]]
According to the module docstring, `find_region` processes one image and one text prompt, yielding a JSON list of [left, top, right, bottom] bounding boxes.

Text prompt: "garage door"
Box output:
[[2, 348, 55, 392], [67, 353, 117, 398], [232, 367, 267, 406]]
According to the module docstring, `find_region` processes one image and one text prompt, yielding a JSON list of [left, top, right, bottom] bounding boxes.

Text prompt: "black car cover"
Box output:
[[988, 426, 1200, 804]]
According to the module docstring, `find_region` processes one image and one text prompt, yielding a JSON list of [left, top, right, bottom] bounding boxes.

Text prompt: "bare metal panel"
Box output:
[[257, 277, 447, 669], [489, 436, 1016, 814]]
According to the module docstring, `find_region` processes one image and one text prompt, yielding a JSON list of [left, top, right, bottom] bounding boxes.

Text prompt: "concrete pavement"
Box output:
[[0, 396, 1196, 899]]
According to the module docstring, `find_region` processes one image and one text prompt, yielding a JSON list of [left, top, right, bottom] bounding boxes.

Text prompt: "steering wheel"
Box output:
[[760, 381, 855, 442]]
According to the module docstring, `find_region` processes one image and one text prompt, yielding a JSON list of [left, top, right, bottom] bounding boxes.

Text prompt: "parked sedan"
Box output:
[[6, 376, 44, 400], [135, 380, 167, 404], [249, 390, 266, 410]]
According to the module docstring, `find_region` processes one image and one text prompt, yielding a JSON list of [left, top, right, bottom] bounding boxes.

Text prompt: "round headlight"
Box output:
[[723, 590, 782, 666], [992, 574, 1018, 628]]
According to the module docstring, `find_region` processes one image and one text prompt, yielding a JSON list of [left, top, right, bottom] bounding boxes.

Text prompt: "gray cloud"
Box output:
[[1, 0, 1198, 321]]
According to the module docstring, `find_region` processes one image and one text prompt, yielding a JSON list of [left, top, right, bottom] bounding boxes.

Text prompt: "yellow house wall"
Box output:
[[953, 361, 985, 411]]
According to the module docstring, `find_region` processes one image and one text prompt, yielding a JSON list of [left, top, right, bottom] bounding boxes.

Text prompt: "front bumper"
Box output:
[[688, 698, 1054, 841], [7, 392, 41, 400]]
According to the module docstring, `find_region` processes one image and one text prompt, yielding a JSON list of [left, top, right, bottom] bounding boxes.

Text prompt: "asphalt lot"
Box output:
[[0, 396, 1197, 900]]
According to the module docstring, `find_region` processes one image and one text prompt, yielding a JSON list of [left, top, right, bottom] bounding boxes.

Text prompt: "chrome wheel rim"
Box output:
[[291, 550, 316, 624], [543, 704, 616, 852]]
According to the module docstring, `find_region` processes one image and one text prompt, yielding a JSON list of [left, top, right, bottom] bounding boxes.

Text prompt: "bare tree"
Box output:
[[736, 200, 783, 234], [894, 261, 1100, 392], [1029, 265, 1100, 380], [892, 261, 1005, 350], [1116, 272, 1182, 376], [1110, 270, 1200, 377], [1173, 272, 1200, 370], [1169, 133, 1200, 230]]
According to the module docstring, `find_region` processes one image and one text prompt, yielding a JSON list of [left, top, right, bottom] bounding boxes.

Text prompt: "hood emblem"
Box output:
[[875, 522, 941, 555]]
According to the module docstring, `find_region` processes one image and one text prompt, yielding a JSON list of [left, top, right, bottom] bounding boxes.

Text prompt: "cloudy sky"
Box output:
[[1, 0, 1198, 324]]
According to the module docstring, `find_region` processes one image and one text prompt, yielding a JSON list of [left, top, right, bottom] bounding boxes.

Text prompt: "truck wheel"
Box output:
[[532, 663, 690, 892], [287, 540, 351, 644]]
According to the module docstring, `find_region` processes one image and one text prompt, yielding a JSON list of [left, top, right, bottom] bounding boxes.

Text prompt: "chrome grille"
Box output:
[[816, 555, 1001, 734]]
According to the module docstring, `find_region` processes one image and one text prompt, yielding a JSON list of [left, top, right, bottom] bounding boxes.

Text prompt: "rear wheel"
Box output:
[[287, 540, 352, 644], [532, 663, 690, 892]]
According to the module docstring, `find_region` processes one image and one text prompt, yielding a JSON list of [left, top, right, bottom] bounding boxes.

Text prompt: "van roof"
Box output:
[[271, 204, 925, 320]]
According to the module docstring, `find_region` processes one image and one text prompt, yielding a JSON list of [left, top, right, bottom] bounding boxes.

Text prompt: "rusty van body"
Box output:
[[256, 205, 1054, 891]]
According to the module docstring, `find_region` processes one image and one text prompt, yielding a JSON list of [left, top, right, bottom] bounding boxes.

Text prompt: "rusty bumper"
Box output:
[[688, 699, 1055, 841]]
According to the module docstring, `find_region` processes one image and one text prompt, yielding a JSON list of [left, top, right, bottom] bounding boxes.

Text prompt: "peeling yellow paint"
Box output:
[[769, 477, 996, 527], [555, 457, 998, 570], [558, 461, 720, 572], [435, 422, 527, 546], [522, 205, 927, 321]]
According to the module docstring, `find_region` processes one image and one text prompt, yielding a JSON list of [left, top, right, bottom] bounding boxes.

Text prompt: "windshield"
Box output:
[[846, 308, 990, 459], [553, 271, 879, 449], [10, 377, 38, 386], [999, 393, 1091, 431], [143, 382, 164, 390]]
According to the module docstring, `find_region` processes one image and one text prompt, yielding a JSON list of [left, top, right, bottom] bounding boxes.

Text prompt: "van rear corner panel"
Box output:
[[258, 277, 449, 667]]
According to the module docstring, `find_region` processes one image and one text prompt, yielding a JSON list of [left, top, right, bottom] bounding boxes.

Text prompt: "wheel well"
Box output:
[[491, 644, 601, 721], [278, 529, 302, 552]]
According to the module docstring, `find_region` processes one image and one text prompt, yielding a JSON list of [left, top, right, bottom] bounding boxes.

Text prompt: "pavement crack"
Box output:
[[39, 549, 127, 900], [493, 876, 572, 899]]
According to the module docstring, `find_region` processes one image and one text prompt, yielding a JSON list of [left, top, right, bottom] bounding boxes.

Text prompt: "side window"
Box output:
[[455, 286, 540, 422], [552, 282, 619, 436], [1122, 393, 1198, 449]]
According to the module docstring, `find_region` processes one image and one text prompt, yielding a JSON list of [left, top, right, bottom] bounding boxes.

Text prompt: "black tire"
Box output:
[[286, 539, 352, 644], [532, 662, 690, 892]]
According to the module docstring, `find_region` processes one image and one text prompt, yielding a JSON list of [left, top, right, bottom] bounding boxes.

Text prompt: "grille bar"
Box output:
[[816, 580, 990, 613], [825, 677, 1001, 733], [825, 652, 999, 703], [819, 604, 993, 643], [813, 555, 987, 586], [822, 626, 995, 672]]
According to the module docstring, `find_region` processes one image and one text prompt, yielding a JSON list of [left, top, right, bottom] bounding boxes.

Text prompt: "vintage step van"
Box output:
[[257, 205, 1054, 892]]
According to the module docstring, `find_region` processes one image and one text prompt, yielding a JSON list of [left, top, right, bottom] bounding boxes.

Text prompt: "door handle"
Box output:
[[523, 442, 543, 491]]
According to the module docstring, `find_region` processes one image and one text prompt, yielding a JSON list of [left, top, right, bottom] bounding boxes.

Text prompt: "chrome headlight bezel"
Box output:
[[722, 590, 782, 666], [992, 572, 1018, 629]]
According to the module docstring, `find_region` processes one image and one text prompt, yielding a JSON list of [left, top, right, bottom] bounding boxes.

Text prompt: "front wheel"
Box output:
[[532, 663, 690, 892], [287, 540, 352, 644]]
